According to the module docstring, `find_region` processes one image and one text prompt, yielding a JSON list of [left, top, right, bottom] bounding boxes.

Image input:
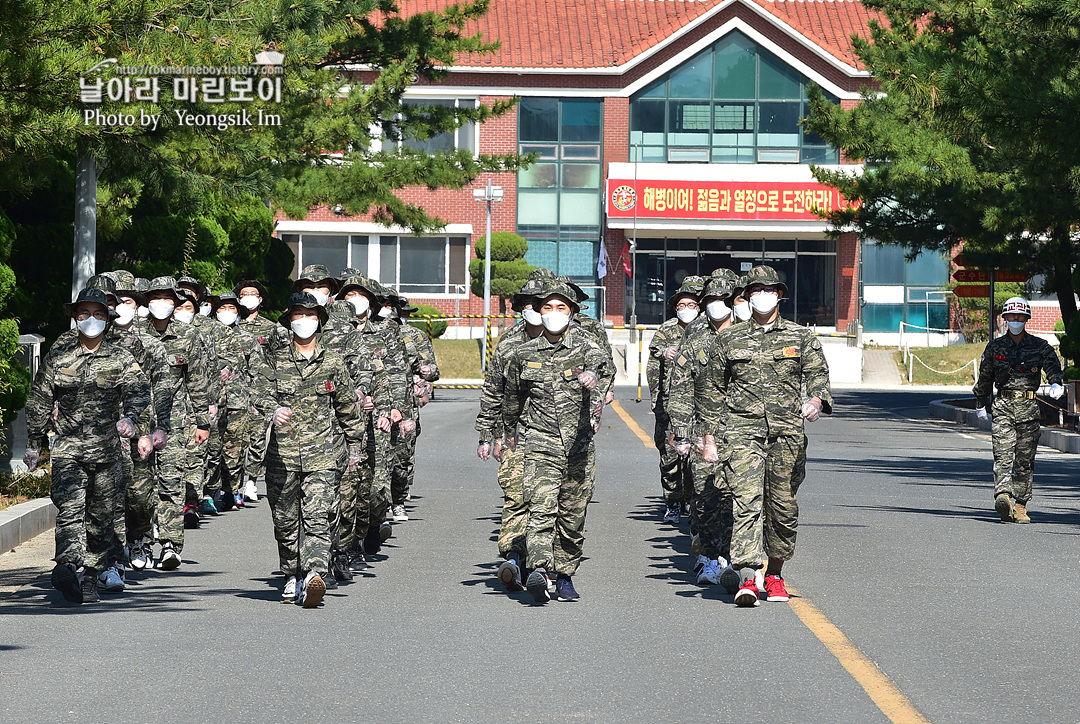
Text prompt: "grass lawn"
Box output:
[[891, 341, 1065, 385], [432, 338, 484, 379], [0, 470, 51, 511]]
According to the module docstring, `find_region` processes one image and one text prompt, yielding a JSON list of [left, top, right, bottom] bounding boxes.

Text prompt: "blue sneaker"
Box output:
[[555, 576, 580, 602], [235, 493, 245, 508], [199, 496, 218, 515]]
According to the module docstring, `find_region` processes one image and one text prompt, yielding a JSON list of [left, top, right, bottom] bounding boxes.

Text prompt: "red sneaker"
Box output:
[[734, 578, 760, 607], [763, 574, 790, 602]]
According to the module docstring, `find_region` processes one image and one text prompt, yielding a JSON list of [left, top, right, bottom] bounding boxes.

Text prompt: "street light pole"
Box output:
[[474, 180, 503, 374]]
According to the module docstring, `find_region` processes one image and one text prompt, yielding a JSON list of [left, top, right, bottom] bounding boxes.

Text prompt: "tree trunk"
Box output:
[[1050, 230, 1077, 327]]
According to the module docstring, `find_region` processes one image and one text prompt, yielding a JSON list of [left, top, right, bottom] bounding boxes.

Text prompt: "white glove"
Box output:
[[477, 442, 491, 461], [801, 398, 822, 422], [578, 371, 597, 390], [1049, 383, 1065, 400], [273, 407, 293, 426], [976, 407, 988, 420], [664, 345, 678, 360], [116, 417, 138, 439]]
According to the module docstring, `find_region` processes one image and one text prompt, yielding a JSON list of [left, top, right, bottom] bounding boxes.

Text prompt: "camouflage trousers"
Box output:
[[124, 446, 157, 543], [654, 414, 692, 505], [157, 423, 203, 553], [496, 445, 527, 561], [245, 408, 271, 483], [991, 397, 1041, 503], [265, 466, 336, 578], [212, 408, 250, 497], [353, 421, 391, 544], [390, 423, 418, 507], [51, 456, 121, 571], [202, 407, 229, 497], [522, 442, 595, 577], [689, 453, 733, 562], [725, 433, 807, 571]]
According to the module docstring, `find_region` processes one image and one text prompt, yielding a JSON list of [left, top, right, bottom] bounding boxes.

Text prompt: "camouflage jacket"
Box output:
[[26, 335, 150, 463], [238, 311, 290, 353], [700, 315, 833, 438], [476, 321, 534, 444], [350, 319, 404, 418], [647, 317, 688, 414], [188, 314, 224, 405], [666, 315, 725, 440], [366, 318, 410, 416], [142, 318, 213, 431], [973, 332, 1062, 408], [214, 321, 262, 411], [575, 313, 615, 397], [251, 341, 365, 472], [401, 322, 440, 381], [503, 325, 612, 456]]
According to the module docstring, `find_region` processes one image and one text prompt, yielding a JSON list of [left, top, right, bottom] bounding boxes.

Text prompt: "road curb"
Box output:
[[929, 399, 1080, 454], [0, 497, 55, 553]]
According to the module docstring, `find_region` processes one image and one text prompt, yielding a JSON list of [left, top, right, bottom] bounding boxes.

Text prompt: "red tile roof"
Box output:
[[396, 0, 878, 70]]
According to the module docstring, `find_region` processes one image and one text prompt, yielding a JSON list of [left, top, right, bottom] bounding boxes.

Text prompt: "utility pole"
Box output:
[[72, 152, 98, 303]]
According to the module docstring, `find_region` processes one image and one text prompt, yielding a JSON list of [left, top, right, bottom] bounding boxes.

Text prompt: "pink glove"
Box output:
[[664, 345, 678, 360], [578, 371, 597, 390], [273, 407, 292, 426], [151, 429, 168, 450], [137, 436, 153, 459], [801, 398, 822, 422], [477, 442, 491, 461], [116, 417, 137, 439]]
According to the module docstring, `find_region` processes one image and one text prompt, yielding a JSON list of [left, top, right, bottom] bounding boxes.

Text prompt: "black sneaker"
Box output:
[[526, 570, 550, 603], [51, 563, 82, 603], [81, 568, 100, 604], [555, 575, 580, 602], [363, 528, 382, 557], [183, 504, 201, 529], [379, 521, 393, 542], [331, 552, 353, 581], [347, 547, 371, 572]]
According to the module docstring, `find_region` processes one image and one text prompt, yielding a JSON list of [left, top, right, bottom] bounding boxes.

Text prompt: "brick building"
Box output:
[[275, 0, 1002, 340]]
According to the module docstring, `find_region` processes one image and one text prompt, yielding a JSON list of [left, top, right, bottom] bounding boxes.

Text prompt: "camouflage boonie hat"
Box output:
[[527, 267, 556, 282], [397, 297, 418, 315], [534, 278, 581, 313], [210, 291, 241, 311], [294, 264, 340, 295], [702, 275, 736, 301], [558, 276, 590, 303], [512, 277, 546, 312], [338, 275, 382, 301], [279, 291, 329, 329], [328, 299, 356, 322], [177, 276, 207, 301], [64, 288, 118, 319], [109, 270, 141, 301], [234, 279, 268, 299], [84, 274, 119, 305], [338, 267, 362, 280], [145, 276, 185, 304], [743, 265, 788, 297], [667, 275, 706, 312]]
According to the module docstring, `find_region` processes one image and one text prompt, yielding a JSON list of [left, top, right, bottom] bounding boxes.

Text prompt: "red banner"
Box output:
[[606, 179, 855, 221]]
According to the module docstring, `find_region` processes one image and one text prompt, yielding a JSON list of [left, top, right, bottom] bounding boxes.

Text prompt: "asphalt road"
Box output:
[[2, 387, 1079, 723]]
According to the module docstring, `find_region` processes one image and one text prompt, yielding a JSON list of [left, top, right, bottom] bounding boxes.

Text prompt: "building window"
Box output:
[[861, 241, 949, 332], [629, 31, 839, 164], [287, 233, 469, 296], [399, 98, 478, 154]]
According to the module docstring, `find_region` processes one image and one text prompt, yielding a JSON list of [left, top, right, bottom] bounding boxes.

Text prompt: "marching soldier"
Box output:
[[973, 296, 1064, 522], [24, 288, 150, 603], [699, 265, 832, 608], [392, 297, 439, 519]]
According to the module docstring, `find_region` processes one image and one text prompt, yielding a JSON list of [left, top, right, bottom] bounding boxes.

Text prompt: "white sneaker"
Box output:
[[158, 544, 181, 570], [128, 538, 150, 570], [98, 566, 125, 593], [697, 559, 720, 586], [693, 554, 710, 577], [392, 504, 408, 522], [243, 480, 259, 502], [282, 576, 298, 604], [301, 571, 325, 608]]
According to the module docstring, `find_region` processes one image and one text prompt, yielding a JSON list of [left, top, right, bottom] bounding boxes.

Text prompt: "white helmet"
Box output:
[[1001, 297, 1031, 317]]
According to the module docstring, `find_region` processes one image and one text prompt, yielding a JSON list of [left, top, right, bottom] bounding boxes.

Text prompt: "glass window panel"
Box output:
[[669, 50, 712, 98], [519, 163, 558, 189], [758, 102, 801, 147], [798, 240, 837, 253], [759, 52, 803, 99], [714, 103, 754, 132], [906, 251, 948, 285], [561, 145, 600, 160], [349, 236, 368, 276], [862, 303, 905, 333], [458, 119, 476, 154], [758, 148, 800, 163], [300, 235, 348, 277], [559, 190, 601, 226], [906, 302, 948, 330], [519, 97, 559, 142], [639, 78, 666, 99], [635, 238, 665, 251], [561, 99, 602, 142], [520, 144, 558, 158], [561, 164, 600, 189], [631, 99, 666, 134], [517, 189, 558, 225], [862, 242, 905, 285], [399, 236, 446, 294], [402, 98, 456, 153], [713, 32, 757, 100], [668, 102, 710, 147], [380, 236, 398, 285], [449, 236, 467, 288], [525, 239, 558, 269], [801, 146, 835, 164], [796, 252, 837, 326], [668, 148, 710, 163], [635, 146, 666, 162], [556, 240, 596, 277]]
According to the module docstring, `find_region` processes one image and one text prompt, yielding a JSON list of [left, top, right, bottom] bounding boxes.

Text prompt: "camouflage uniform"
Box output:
[[700, 313, 832, 572], [142, 297, 212, 555], [26, 334, 150, 572], [393, 317, 440, 504], [238, 308, 289, 484], [648, 318, 693, 507], [185, 310, 225, 501], [251, 336, 364, 579], [973, 333, 1062, 504], [503, 322, 612, 577], [210, 308, 262, 499]]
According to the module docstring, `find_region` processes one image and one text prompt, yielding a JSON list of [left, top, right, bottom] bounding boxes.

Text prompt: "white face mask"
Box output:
[[541, 311, 570, 334], [216, 310, 238, 327], [750, 292, 779, 316], [77, 317, 107, 338], [706, 300, 731, 321], [199, 303, 212, 317], [1007, 320, 1026, 335], [308, 290, 329, 306], [676, 307, 698, 324], [522, 308, 542, 326], [349, 296, 370, 316], [148, 300, 175, 320], [114, 305, 136, 326], [733, 301, 752, 321], [239, 296, 260, 311], [137, 305, 150, 318], [378, 305, 393, 319], [173, 308, 195, 325], [291, 317, 319, 339]]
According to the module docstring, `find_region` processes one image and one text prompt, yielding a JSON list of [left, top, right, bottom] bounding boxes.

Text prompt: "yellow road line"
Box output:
[[787, 586, 931, 724], [610, 400, 655, 449]]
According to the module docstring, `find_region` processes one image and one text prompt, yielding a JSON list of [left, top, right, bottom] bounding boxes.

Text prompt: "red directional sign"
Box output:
[[952, 269, 1031, 283], [953, 285, 990, 298]]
